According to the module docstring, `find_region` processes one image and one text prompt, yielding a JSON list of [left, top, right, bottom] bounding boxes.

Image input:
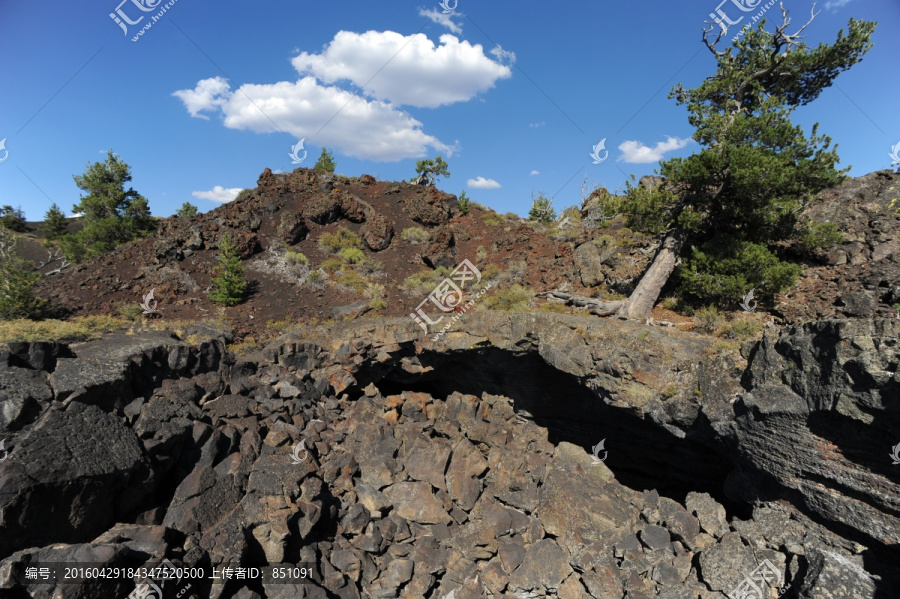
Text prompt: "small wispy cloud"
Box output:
[[530, 170, 540, 176], [824, 0, 853, 9], [529, 122, 545, 128], [490, 44, 516, 64], [192, 186, 243, 203], [468, 176, 501, 189], [419, 7, 462, 34], [618, 136, 693, 164]]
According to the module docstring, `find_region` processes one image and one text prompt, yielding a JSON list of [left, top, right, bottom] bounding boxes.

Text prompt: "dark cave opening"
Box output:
[[354, 346, 749, 520]]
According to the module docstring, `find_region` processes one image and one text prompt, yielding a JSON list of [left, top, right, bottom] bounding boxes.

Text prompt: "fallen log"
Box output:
[[538, 290, 624, 316]]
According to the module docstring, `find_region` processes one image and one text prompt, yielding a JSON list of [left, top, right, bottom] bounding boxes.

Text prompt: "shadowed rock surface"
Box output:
[[1, 311, 897, 598]]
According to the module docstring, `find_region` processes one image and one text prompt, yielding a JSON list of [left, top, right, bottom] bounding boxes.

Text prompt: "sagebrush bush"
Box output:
[[481, 212, 504, 227], [321, 258, 344, 273], [717, 317, 763, 340], [401, 267, 452, 296], [483, 284, 534, 311], [401, 227, 430, 244], [319, 228, 362, 253], [338, 247, 366, 264], [365, 282, 387, 311], [285, 250, 308, 265], [693, 305, 723, 334], [118, 303, 144, 321], [306, 270, 327, 290], [335, 269, 367, 293]]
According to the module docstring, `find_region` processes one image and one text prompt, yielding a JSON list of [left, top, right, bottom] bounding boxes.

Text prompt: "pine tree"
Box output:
[[528, 192, 556, 224], [209, 234, 247, 306], [314, 147, 337, 173], [0, 206, 26, 232], [65, 150, 155, 261], [414, 156, 450, 186], [0, 228, 45, 320], [590, 8, 875, 319], [43, 203, 68, 240], [176, 202, 199, 219]]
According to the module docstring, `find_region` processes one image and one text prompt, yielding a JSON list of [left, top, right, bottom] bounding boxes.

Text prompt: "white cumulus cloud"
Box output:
[[618, 136, 693, 164], [192, 186, 243, 203], [291, 31, 511, 108], [530, 170, 540, 175], [173, 77, 231, 119], [419, 7, 462, 34], [173, 30, 509, 161], [468, 176, 501, 189], [172, 76, 452, 162]]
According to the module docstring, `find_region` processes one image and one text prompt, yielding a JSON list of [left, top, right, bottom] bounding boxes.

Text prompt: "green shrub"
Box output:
[[338, 247, 365, 264], [365, 282, 387, 311], [483, 284, 534, 311], [678, 237, 800, 304], [458, 191, 471, 215], [480, 263, 503, 281], [401, 267, 452, 296], [285, 250, 308, 265], [306, 270, 327, 290], [0, 315, 125, 342], [358, 259, 384, 275], [208, 234, 247, 306], [321, 258, 344, 273], [319, 228, 362, 253], [476, 246, 487, 262], [797, 221, 843, 255], [693, 305, 723, 334], [401, 227, 430, 244], [0, 229, 45, 320], [117, 303, 144, 321], [335, 269, 367, 293], [717, 317, 763, 340], [660, 296, 680, 311], [481, 212, 504, 226]]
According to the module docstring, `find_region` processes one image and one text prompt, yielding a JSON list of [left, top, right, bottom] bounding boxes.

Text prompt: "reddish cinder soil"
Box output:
[[26, 167, 900, 341], [33, 168, 583, 340]]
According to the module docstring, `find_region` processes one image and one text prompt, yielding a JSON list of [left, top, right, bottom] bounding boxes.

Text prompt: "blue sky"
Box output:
[[1, 0, 897, 220]]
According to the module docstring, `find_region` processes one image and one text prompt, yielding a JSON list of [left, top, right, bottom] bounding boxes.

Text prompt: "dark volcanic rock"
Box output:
[[0, 311, 896, 597], [0, 402, 154, 557]]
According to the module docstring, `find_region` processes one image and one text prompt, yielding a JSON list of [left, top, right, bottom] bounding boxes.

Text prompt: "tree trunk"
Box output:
[[617, 228, 686, 320]]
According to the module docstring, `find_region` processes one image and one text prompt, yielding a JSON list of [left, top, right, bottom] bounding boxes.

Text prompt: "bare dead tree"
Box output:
[[36, 248, 71, 276]]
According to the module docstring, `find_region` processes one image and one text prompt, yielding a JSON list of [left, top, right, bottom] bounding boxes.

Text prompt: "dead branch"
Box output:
[[36, 248, 71, 276], [538, 290, 624, 317]]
